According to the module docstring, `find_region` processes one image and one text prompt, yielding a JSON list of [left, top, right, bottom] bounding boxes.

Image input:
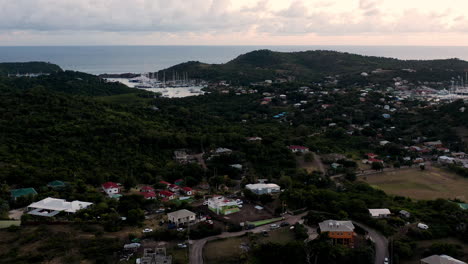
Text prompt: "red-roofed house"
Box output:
[[102, 182, 120, 197], [288, 145, 310, 153], [181, 187, 194, 196], [140, 191, 157, 200], [368, 158, 384, 164], [366, 153, 378, 159], [169, 184, 180, 192], [159, 191, 175, 200], [140, 186, 155, 193]]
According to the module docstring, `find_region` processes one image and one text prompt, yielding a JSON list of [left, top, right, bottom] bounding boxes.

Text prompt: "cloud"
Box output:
[[0, 0, 467, 41]]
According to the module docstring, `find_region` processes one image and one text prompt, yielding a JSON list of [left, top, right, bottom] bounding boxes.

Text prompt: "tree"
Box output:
[[345, 172, 357, 182], [371, 162, 384, 171], [279, 175, 293, 189], [127, 209, 145, 226]]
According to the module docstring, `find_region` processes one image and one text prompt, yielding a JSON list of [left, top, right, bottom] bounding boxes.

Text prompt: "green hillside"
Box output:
[[155, 49, 468, 84], [0, 62, 62, 75]]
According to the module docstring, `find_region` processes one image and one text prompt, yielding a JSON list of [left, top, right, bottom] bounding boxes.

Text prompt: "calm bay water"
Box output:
[[1, 45, 468, 75]]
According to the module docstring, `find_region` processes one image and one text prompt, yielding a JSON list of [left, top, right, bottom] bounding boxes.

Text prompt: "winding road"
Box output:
[[188, 212, 387, 264], [189, 213, 310, 264]]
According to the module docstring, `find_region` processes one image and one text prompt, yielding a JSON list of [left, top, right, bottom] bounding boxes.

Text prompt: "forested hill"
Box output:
[[155, 50, 468, 84], [0, 62, 62, 75], [0, 70, 137, 96]]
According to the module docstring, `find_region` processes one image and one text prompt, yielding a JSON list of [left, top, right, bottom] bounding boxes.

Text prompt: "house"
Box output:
[[181, 187, 194, 196], [159, 191, 175, 200], [288, 145, 310, 153], [214, 148, 233, 155], [140, 248, 172, 264], [10, 188, 38, 201], [167, 209, 196, 225], [366, 153, 379, 159], [207, 196, 240, 215], [424, 140, 443, 148], [399, 210, 411, 218], [159, 181, 171, 188], [140, 191, 157, 200], [140, 186, 155, 193], [174, 150, 193, 164], [169, 184, 180, 192], [246, 137, 262, 142], [420, 255, 466, 264], [245, 183, 281, 195], [101, 182, 121, 198], [438, 156, 456, 164], [367, 158, 384, 164], [369, 208, 391, 218], [47, 180, 66, 189], [27, 197, 92, 217], [230, 164, 243, 170], [318, 220, 356, 248]]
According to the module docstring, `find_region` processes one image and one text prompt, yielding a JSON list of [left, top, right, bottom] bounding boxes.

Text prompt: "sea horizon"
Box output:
[[2, 45, 468, 75]]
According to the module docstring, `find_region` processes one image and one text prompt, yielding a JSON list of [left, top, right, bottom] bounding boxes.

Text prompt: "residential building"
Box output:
[[173, 150, 193, 164], [140, 187, 157, 200], [140, 248, 172, 264], [214, 147, 233, 155], [27, 197, 92, 217], [167, 209, 196, 225], [420, 255, 466, 264], [47, 180, 66, 189], [169, 184, 180, 192], [245, 183, 281, 195], [318, 220, 356, 248], [159, 191, 175, 200], [288, 145, 310, 153], [181, 187, 193, 196], [399, 210, 411, 218], [369, 209, 391, 218], [10, 187, 37, 201], [159, 181, 171, 188], [101, 182, 121, 198], [207, 196, 240, 215]]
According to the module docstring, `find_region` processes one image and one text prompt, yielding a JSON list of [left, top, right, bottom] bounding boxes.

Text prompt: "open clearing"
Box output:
[[203, 228, 295, 264], [361, 167, 468, 201]]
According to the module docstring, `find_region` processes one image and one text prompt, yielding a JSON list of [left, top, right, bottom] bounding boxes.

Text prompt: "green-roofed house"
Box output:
[[10, 188, 38, 201], [458, 203, 468, 210], [47, 180, 66, 189]]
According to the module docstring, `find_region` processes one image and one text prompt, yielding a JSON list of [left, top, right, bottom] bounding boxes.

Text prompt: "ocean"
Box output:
[[1, 45, 468, 75]]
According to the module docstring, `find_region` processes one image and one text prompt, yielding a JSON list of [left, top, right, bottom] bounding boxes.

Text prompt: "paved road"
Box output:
[[189, 213, 310, 264], [353, 221, 389, 264]]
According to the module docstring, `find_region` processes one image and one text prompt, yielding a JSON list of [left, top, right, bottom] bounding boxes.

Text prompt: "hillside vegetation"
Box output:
[[0, 62, 62, 75], [155, 50, 468, 84]]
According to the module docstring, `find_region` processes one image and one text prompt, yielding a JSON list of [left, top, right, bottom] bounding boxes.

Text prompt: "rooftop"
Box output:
[[421, 255, 467, 264], [319, 220, 355, 232], [167, 209, 196, 219], [28, 197, 93, 214], [369, 209, 391, 217], [11, 188, 37, 198]]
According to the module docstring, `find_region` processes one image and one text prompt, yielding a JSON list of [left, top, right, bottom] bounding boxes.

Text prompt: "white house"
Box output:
[[207, 196, 240, 215], [245, 183, 281, 195], [27, 197, 93, 217], [369, 208, 391, 218], [167, 209, 196, 225], [420, 255, 466, 264]]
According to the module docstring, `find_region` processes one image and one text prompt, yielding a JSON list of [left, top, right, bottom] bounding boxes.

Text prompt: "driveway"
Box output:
[[189, 213, 310, 264], [353, 221, 389, 264]]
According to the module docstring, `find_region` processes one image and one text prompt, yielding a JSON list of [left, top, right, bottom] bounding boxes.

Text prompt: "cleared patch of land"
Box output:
[[360, 167, 468, 201], [204, 228, 295, 264]]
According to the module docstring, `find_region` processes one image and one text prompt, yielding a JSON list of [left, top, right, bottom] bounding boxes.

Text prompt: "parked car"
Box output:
[[236, 199, 243, 205], [270, 224, 279, 230], [384, 257, 389, 264], [203, 200, 208, 205], [142, 228, 153, 233], [246, 224, 255, 230], [177, 243, 187, 248], [280, 222, 290, 227], [177, 227, 185, 232]]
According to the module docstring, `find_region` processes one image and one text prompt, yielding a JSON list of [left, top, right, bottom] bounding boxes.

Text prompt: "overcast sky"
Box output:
[[1, 0, 468, 46]]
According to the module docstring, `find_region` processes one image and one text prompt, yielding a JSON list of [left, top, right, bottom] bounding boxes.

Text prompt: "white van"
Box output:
[[417, 223, 429, 230]]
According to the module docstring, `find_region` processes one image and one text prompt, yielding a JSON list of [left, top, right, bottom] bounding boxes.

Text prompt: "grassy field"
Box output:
[[204, 228, 295, 264], [0, 220, 21, 229], [361, 167, 468, 201]]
